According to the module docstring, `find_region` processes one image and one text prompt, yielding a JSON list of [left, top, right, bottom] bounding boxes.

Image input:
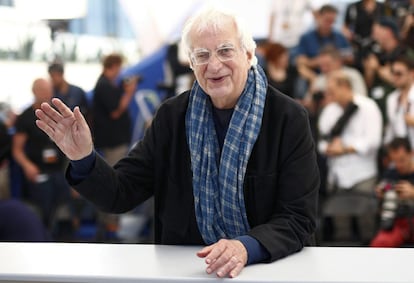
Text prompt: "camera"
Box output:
[[379, 181, 399, 231], [123, 75, 142, 85], [312, 91, 325, 103]]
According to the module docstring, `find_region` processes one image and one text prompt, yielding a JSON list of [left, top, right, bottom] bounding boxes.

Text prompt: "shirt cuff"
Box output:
[[68, 150, 96, 182], [235, 235, 270, 265]]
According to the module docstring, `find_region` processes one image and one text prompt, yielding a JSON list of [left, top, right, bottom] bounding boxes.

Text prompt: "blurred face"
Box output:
[[389, 147, 412, 175], [318, 11, 337, 34], [318, 54, 335, 74], [326, 76, 349, 106], [105, 64, 122, 81], [189, 19, 253, 109], [275, 51, 289, 69], [372, 23, 384, 42], [325, 76, 338, 100], [32, 79, 53, 104], [49, 71, 64, 88], [391, 62, 413, 89]]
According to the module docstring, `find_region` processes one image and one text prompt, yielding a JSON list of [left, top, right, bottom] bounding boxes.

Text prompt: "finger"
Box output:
[[35, 109, 58, 131], [204, 241, 226, 265], [40, 101, 64, 123], [73, 106, 88, 129], [216, 255, 242, 278], [196, 245, 213, 258], [52, 98, 73, 119], [229, 261, 244, 278], [35, 119, 56, 141], [207, 248, 233, 273]]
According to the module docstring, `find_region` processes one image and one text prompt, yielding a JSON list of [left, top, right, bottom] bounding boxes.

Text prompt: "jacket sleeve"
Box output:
[[247, 107, 320, 262], [68, 107, 162, 214]]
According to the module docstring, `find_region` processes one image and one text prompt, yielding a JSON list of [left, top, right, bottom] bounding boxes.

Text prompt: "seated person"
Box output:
[[261, 42, 297, 98], [371, 137, 414, 247], [294, 4, 353, 99]]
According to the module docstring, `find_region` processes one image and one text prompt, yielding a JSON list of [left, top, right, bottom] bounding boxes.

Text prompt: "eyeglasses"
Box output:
[[190, 45, 237, 66]]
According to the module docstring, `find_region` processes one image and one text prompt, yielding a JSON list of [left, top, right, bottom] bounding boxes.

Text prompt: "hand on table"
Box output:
[[197, 239, 247, 278]]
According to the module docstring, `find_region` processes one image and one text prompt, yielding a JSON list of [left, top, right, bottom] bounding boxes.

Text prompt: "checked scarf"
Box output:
[[185, 65, 267, 244]]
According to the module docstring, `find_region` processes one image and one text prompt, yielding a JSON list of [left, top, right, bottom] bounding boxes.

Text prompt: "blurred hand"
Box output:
[[326, 137, 345, 156], [395, 181, 414, 200], [23, 162, 40, 183], [197, 239, 247, 278], [405, 114, 414, 126], [35, 98, 93, 161], [363, 54, 379, 71], [375, 183, 385, 199], [123, 77, 138, 96]]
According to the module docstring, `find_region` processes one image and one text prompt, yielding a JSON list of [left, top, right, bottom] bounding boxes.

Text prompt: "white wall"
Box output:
[[0, 60, 101, 114]]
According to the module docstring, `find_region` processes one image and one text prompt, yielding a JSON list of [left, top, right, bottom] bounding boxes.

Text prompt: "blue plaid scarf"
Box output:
[[185, 65, 267, 244]]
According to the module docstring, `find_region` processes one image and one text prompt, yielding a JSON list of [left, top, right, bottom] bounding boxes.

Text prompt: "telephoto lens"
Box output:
[[380, 183, 398, 231]]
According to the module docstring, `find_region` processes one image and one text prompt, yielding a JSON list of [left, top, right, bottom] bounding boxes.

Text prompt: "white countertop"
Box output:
[[0, 243, 412, 283]]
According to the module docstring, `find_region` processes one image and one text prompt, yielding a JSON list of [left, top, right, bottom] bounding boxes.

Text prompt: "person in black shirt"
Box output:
[[91, 54, 138, 237], [92, 54, 137, 166], [12, 78, 70, 228], [371, 137, 414, 247]]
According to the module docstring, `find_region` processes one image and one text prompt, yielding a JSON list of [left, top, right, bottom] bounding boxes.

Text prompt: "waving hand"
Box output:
[[35, 98, 93, 160]]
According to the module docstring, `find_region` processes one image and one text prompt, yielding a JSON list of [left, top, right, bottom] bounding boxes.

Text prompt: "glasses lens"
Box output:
[[216, 47, 236, 62], [192, 50, 210, 65], [191, 46, 237, 65]]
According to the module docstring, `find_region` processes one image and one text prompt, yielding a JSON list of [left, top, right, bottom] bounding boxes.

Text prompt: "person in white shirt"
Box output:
[[318, 70, 382, 242], [268, 0, 317, 48], [384, 56, 414, 147]]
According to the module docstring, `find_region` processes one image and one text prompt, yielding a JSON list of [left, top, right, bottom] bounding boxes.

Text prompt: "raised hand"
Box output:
[[35, 98, 93, 161]]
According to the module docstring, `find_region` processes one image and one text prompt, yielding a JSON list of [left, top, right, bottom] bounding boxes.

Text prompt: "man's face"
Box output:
[[318, 11, 337, 34], [389, 147, 412, 175], [326, 76, 339, 101], [189, 19, 252, 108], [33, 80, 53, 103], [391, 62, 413, 89], [318, 54, 336, 74], [49, 71, 64, 88], [372, 23, 393, 47]]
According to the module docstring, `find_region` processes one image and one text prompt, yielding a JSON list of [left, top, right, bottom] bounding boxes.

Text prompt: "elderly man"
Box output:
[[35, 7, 319, 278]]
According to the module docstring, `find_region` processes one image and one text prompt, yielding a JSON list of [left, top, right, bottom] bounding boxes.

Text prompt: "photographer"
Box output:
[[363, 17, 407, 121], [318, 70, 382, 242], [370, 137, 414, 247], [91, 53, 138, 238]]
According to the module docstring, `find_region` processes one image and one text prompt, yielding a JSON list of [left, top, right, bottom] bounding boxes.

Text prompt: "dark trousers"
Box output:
[[25, 172, 71, 228]]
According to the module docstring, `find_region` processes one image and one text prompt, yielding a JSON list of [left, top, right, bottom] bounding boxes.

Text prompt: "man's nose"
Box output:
[[207, 53, 222, 69]]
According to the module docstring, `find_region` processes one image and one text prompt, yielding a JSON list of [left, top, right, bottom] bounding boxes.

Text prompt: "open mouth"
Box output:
[[210, 76, 226, 83]]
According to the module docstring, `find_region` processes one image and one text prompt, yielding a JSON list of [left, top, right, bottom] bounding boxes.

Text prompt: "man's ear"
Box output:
[[246, 50, 254, 65]]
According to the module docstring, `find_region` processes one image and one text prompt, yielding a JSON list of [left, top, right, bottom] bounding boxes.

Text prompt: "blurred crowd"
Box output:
[[1, 0, 414, 247]]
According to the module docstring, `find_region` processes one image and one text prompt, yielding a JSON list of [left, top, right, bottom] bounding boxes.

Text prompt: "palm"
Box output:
[[35, 98, 93, 160], [56, 114, 92, 160]]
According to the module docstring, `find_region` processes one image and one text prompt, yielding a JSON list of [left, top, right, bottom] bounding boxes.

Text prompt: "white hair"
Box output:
[[180, 6, 257, 67]]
